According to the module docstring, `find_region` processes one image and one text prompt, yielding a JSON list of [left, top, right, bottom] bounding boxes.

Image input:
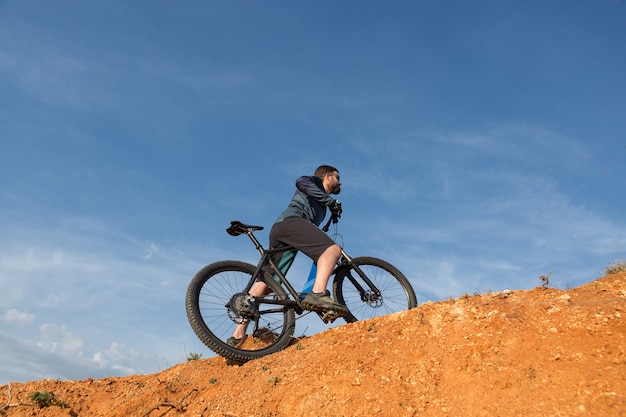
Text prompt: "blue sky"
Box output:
[[1, 0, 624, 383]]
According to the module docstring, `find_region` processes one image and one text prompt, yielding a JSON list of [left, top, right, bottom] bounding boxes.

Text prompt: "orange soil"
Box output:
[[1, 273, 625, 417]]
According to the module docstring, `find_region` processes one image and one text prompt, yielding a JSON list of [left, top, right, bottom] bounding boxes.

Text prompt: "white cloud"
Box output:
[[92, 352, 107, 367], [143, 241, 160, 260], [105, 342, 140, 363], [89, 343, 142, 375], [0, 247, 65, 271], [39, 323, 85, 355], [2, 308, 35, 325]]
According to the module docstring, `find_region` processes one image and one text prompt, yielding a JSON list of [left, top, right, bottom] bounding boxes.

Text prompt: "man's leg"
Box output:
[[312, 244, 341, 293], [302, 243, 347, 315], [266, 217, 347, 314], [230, 281, 270, 341], [230, 224, 295, 344]]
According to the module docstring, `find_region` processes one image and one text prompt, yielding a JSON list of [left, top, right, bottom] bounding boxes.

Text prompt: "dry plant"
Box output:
[[604, 259, 626, 275]]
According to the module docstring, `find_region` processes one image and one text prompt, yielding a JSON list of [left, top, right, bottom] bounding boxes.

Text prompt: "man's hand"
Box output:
[[330, 200, 342, 218]]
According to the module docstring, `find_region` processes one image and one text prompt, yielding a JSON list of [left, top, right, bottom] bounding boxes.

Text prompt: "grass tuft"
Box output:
[[186, 352, 203, 361], [604, 260, 626, 275], [29, 391, 67, 408]]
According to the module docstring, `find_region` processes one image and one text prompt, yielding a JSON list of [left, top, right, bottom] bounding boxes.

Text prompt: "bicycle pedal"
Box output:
[[320, 310, 339, 323]]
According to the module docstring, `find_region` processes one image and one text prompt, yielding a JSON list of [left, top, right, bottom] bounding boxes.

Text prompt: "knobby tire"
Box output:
[[185, 260, 296, 363]]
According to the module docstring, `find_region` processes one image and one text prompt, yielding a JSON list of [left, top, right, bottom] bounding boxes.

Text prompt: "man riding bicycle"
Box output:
[[228, 164, 347, 346]]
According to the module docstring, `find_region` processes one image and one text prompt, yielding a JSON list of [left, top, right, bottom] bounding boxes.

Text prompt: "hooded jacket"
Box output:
[[276, 175, 338, 226]]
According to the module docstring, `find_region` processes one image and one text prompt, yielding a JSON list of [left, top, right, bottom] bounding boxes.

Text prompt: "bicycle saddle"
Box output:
[[227, 220, 264, 236]]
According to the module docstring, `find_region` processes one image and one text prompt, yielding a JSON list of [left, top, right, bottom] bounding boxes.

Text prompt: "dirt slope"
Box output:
[[2, 273, 625, 417]]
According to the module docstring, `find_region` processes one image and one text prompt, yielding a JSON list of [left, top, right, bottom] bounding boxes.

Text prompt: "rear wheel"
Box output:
[[186, 260, 296, 362], [333, 256, 417, 323]]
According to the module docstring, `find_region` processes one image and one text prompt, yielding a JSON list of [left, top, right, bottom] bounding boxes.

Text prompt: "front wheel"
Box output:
[[185, 260, 296, 362], [332, 256, 417, 323]]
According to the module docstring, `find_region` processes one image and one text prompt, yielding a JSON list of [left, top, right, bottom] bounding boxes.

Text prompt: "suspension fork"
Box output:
[[338, 249, 382, 297]]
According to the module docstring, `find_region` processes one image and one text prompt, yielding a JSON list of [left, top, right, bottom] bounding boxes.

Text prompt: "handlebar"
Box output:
[[322, 204, 341, 232]]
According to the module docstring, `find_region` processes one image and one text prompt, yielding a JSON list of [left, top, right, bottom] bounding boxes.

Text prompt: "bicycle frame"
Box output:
[[187, 217, 416, 362], [237, 225, 382, 317]]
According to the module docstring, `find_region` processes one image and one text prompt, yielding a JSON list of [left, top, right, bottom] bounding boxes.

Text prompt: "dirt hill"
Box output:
[[2, 273, 625, 417]]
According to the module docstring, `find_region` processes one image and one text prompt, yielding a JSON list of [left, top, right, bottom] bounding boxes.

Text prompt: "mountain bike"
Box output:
[[185, 214, 417, 363]]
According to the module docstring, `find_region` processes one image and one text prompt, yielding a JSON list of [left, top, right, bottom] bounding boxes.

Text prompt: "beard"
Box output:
[[331, 184, 341, 195]]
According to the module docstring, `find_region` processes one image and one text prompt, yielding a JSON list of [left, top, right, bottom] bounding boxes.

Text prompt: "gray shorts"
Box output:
[[269, 216, 335, 262]]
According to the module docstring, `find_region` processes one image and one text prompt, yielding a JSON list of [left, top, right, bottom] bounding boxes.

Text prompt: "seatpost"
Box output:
[[246, 230, 266, 256]]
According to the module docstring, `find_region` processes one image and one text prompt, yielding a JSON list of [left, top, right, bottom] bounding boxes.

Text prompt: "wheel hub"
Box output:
[[363, 290, 383, 308]]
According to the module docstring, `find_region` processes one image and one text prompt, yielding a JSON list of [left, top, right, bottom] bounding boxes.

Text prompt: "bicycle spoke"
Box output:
[[333, 257, 417, 323], [186, 261, 296, 362]]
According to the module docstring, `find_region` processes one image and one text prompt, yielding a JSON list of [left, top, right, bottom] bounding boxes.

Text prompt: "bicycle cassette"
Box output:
[[227, 293, 259, 320]]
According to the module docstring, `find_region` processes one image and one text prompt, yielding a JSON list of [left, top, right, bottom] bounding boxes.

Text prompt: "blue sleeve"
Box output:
[[295, 176, 336, 206]]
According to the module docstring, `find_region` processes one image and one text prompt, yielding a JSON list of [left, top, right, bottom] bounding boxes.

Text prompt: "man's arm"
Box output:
[[295, 176, 337, 206]]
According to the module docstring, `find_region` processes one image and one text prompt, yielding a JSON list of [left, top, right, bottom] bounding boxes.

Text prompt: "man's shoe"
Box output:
[[301, 290, 348, 316], [227, 336, 245, 347]]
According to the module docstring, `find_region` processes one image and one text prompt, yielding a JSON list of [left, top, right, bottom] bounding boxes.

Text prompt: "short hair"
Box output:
[[314, 165, 339, 179]]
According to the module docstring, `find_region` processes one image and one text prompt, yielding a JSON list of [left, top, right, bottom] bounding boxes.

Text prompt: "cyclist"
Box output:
[[228, 165, 347, 346]]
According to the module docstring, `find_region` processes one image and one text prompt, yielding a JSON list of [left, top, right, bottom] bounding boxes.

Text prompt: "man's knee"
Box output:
[[321, 244, 341, 260]]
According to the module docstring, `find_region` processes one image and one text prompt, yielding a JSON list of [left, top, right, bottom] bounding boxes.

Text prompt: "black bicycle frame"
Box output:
[[238, 227, 382, 312]]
